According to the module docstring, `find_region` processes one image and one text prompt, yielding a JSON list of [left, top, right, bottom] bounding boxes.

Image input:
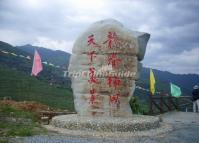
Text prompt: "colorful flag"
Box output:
[[150, 69, 156, 95], [31, 50, 43, 76], [170, 83, 181, 97]]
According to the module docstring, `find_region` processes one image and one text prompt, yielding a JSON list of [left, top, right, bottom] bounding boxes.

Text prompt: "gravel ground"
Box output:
[[4, 112, 199, 143], [7, 124, 199, 143]]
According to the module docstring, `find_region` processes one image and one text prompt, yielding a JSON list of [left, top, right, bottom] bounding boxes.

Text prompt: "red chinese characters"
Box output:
[[109, 93, 120, 104], [88, 67, 98, 105], [87, 35, 99, 105], [87, 51, 96, 63], [103, 32, 122, 105], [87, 34, 100, 48], [86, 32, 123, 107], [103, 32, 118, 49], [88, 67, 98, 84], [107, 76, 122, 89], [107, 53, 122, 68], [89, 88, 97, 104]]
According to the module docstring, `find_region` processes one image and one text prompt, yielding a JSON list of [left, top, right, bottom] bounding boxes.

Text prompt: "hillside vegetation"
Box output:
[[1, 40, 199, 112], [0, 64, 74, 111]]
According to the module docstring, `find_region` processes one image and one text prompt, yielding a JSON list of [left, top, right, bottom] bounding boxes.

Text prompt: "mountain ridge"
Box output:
[[1, 41, 198, 96], [16, 44, 71, 68]]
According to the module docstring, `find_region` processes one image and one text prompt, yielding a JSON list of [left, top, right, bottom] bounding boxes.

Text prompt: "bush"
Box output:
[[129, 96, 149, 115]]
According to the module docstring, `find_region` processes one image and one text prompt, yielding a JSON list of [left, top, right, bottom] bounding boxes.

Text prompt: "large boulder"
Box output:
[[68, 19, 150, 117]]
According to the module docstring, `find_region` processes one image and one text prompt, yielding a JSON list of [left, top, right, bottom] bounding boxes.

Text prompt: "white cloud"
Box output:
[[0, 0, 199, 74], [0, 29, 32, 45], [144, 47, 199, 74], [145, 42, 163, 55], [33, 36, 73, 53]]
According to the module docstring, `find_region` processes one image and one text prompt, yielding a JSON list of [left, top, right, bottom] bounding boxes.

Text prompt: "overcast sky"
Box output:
[[0, 0, 199, 74]]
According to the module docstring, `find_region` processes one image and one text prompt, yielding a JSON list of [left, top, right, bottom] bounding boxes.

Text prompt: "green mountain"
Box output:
[[0, 41, 198, 110], [135, 67, 199, 104], [19, 43, 199, 94], [0, 41, 71, 88], [0, 64, 74, 110], [0, 41, 74, 110], [16, 44, 70, 69], [139, 67, 199, 96], [15, 43, 199, 95]]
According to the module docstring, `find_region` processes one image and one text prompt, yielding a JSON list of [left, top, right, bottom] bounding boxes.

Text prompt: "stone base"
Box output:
[[47, 114, 172, 139], [44, 115, 172, 140]]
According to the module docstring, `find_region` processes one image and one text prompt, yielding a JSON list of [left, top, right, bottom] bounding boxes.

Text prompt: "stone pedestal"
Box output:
[[51, 115, 160, 132], [47, 115, 172, 139], [48, 19, 172, 139]]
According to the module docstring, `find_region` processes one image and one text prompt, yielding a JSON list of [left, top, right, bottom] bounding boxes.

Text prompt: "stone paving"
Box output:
[[4, 112, 199, 143]]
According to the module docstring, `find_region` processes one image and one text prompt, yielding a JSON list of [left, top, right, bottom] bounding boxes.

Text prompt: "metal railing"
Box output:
[[149, 94, 192, 115]]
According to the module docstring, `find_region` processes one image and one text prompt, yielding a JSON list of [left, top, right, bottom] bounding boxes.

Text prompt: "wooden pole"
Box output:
[[160, 93, 163, 113], [149, 93, 153, 115]]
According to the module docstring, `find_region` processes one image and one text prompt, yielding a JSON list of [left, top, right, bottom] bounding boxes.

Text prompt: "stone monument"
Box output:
[[68, 19, 150, 117], [49, 19, 172, 138]]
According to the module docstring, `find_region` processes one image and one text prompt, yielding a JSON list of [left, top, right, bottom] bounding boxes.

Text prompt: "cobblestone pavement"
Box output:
[[5, 112, 199, 143]]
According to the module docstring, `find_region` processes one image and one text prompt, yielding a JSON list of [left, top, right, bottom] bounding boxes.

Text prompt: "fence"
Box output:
[[149, 93, 193, 115]]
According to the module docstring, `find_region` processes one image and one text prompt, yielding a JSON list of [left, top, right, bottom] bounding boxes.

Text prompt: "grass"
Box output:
[[0, 141, 9, 143], [0, 104, 47, 137], [0, 105, 37, 121], [0, 64, 75, 111], [0, 122, 36, 136]]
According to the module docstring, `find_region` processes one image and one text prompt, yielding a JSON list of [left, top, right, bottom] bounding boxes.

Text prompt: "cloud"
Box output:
[[0, 0, 199, 74], [0, 29, 34, 45], [33, 36, 73, 53], [144, 47, 199, 74]]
